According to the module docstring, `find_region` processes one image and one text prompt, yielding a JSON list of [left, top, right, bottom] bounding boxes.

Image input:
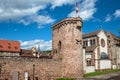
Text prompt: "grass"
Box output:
[[84, 69, 120, 78], [56, 78, 76, 80]]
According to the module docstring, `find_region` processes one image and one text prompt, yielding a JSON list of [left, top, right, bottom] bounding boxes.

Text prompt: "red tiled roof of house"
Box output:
[[0, 40, 20, 52], [85, 45, 97, 52], [83, 30, 101, 39]]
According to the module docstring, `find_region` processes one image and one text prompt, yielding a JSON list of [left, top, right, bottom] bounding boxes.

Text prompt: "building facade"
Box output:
[[0, 40, 20, 56], [106, 31, 120, 69], [83, 30, 112, 73]]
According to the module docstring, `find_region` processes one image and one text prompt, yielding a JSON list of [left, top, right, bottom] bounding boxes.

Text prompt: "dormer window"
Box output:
[[8, 43, 11, 46], [15, 47, 17, 49], [0, 45, 3, 48], [8, 43, 11, 49]]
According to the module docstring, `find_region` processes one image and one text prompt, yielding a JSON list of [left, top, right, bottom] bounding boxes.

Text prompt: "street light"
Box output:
[[33, 64, 35, 80]]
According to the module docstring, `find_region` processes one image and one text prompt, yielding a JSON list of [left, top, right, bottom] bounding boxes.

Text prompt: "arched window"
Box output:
[[101, 52, 108, 59], [86, 58, 92, 66], [58, 41, 62, 51]]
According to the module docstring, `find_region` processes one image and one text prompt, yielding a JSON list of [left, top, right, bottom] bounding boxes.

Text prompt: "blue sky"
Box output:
[[0, 0, 120, 50]]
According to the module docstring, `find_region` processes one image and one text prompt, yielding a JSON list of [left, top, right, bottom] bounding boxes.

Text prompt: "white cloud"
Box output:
[[114, 9, 120, 18], [19, 15, 55, 27], [51, 0, 80, 9], [105, 14, 112, 22], [104, 9, 120, 22], [68, 0, 97, 21], [20, 39, 52, 51], [0, 0, 80, 27]]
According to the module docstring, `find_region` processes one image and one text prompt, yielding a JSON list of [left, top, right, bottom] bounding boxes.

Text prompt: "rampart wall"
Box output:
[[0, 57, 62, 80]]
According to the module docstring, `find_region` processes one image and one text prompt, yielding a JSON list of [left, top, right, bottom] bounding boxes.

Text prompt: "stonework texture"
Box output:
[[0, 57, 62, 80], [52, 17, 83, 78]]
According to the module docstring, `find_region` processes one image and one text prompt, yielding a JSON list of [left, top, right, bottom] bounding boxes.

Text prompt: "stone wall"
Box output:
[[0, 57, 62, 80], [52, 17, 83, 78]]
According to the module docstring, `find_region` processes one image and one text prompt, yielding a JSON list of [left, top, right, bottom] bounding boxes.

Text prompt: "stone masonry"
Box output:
[[52, 17, 83, 78], [0, 57, 62, 80]]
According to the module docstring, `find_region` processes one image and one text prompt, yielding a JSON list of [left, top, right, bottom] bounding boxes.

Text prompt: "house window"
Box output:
[[101, 39, 105, 47], [8, 43, 11, 46], [8, 43, 11, 48], [90, 40, 92, 45], [8, 46, 11, 49], [86, 58, 92, 66], [108, 35, 110, 38], [93, 39, 95, 44], [90, 39, 96, 46], [101, 52, 108, 59], [83, 41, 88, 47], [15, 47, 17, 49]]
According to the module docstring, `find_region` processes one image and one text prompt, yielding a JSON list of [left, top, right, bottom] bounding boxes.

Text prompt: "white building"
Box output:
[[83, 29, 112, 73]]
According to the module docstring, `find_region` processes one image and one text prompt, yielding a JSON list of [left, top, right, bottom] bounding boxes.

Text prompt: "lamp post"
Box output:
[[33, 64, 35, 80]]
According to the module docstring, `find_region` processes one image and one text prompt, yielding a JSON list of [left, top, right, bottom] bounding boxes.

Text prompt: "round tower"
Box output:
[[52, 17, 83, 78]]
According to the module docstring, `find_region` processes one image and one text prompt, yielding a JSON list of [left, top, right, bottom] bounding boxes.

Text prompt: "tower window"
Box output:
[[58, 41, 62, 51], [76, 26, 81, 31]]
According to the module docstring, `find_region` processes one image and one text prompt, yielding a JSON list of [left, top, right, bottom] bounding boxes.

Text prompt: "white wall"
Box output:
[[100, 60, 111, 69], [85, 66, 95, 73], [83, 48, 86, 73], [112, 65, 117, 69], [97, 30, 108, 55], [86, 53, 91, 59]]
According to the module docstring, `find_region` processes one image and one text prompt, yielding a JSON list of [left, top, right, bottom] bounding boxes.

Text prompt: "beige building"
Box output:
[[83, 30, 112, 73], [83, 29, 120, 73]]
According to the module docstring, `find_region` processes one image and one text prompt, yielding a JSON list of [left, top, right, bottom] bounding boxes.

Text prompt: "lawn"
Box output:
[[84, 69, 120, 78]]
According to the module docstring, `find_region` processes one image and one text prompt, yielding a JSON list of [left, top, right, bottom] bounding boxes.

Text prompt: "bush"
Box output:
[[56, 78, 76, 80]]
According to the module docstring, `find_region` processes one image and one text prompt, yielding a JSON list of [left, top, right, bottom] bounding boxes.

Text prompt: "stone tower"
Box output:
[[52, 17, 83, 78]]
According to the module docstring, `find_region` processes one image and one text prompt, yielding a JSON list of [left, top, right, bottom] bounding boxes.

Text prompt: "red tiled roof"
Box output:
[[85, 45, 97, 52], [0, 40, 20, 52], [83, 30, 101, 39]]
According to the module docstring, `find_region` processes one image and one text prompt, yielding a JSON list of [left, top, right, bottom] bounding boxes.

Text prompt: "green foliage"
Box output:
[[56, 78, 76, 80], [84, 69, 120, 78]]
